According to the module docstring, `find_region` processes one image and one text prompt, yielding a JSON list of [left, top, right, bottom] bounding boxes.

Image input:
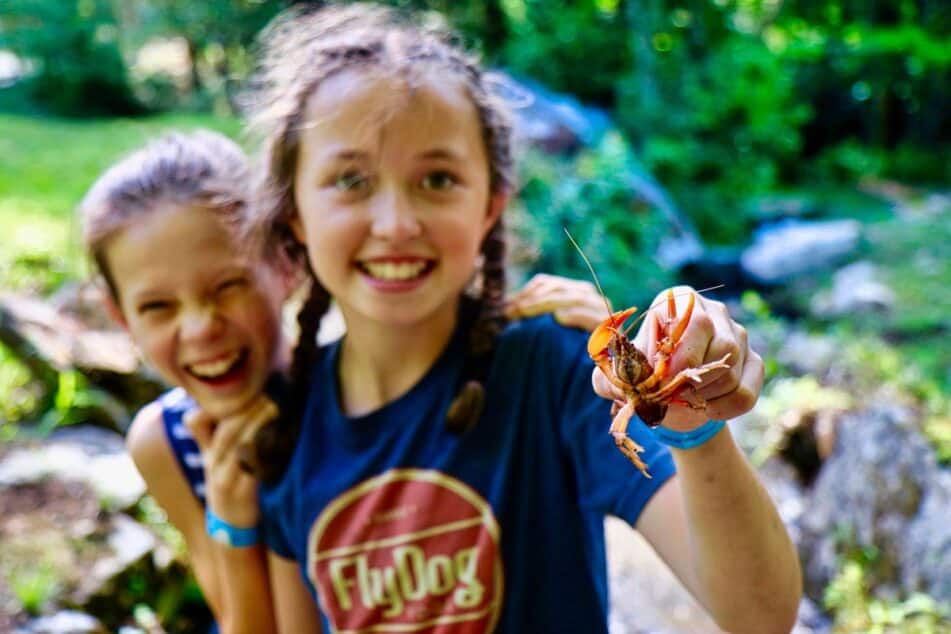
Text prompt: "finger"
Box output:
[[183, 408, 216, 452], [705, 350, 764, 421], [592, 367, 626, 401], [633, 287, 691, 357], [553, 306, 606, 332], [507, 273, 559, 303], [206, 416, 247, 466], [506, 276, 564, 310], [694, 317, 748, 401], [238, 397, 280, 447], [647, 288, 715, 373], [205, 395, 275, 465]]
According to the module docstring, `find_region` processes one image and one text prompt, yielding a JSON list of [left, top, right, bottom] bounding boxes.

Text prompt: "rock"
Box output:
[[756, 457, 808, 544], [792, 597, 832, 634], [901, 470, 951, 602], [14, 610, 107, 634], [0, 291, 166, 430], [810, 261, 896, 319], [503, 75, 611, 154], [740, 219, 862, 284], [797, 403, 943, 601], [71, 515, 158, 606], [0, 426, 146, 512], [775, 330, 839, 377]]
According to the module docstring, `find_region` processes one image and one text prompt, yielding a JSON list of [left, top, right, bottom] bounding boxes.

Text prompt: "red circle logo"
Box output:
[[309, 469, 503, 633]]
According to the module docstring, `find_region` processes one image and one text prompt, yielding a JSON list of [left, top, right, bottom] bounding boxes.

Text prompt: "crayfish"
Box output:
[[566, 230, 731, 478]]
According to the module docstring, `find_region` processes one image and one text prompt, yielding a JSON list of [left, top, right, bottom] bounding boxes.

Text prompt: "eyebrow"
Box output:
[[318, 146, 465, 163], [416, 148, 463, 162], [322, 148, 369, 162]]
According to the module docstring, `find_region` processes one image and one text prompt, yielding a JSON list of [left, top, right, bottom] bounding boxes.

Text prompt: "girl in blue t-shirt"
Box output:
[[242, 5, 801, 633], [80, 129, 610, 634]]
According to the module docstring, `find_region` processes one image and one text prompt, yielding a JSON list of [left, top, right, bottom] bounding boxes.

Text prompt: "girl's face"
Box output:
[[291, 71, 504, 332], [106, 204, 287, 419]]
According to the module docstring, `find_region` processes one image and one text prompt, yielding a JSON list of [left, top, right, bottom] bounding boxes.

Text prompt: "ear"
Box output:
[[483, 191, 508, 237], [103, 293, 128, 330], [289, 213, 305, 245]]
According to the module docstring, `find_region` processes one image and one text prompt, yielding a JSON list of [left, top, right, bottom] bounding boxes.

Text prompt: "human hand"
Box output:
[[591, 286, 763, 432], [505, 273, 609, 332], [184, 395, 279, 527]]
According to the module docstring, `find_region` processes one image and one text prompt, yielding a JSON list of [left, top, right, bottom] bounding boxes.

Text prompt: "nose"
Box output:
[[369, 187, 422, 242], [180, 304, 222, 342]]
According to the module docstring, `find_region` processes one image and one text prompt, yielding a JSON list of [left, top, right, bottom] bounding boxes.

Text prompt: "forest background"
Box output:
[[0, 1, 948, 632]]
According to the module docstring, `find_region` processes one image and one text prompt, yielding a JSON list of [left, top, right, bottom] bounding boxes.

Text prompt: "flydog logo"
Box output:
[[308, 469, 503, 633]]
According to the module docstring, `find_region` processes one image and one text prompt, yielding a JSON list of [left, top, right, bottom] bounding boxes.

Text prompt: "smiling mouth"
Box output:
[[358, 260, 434, 281], [185, 349, 249, 382]]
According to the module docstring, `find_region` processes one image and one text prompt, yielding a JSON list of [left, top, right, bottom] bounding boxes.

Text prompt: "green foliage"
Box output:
[[0, 113, 241, 290], [0, 0, 142, 115], [0, 346, 40, 429], [511, 132, 674, 309], [128, 0, 286, 112], [747, 375, 852, 467], [496, 0, 629, 105], [616, 8, 812, 244], [7, 563, 61, 615], [825, 558, 949, 633]]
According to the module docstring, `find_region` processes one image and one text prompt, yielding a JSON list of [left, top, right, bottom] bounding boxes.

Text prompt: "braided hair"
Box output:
[[243, 3, 516, 482]]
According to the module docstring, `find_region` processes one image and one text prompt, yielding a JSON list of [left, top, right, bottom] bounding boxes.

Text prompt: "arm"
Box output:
[[268, 551, 323, 634], [596, 287, 801, 633], [127, 402, 277, 634]]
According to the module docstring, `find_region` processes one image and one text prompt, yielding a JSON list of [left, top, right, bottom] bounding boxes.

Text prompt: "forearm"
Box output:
[[213, 543, 278, 634], [672, 427, 801, 634]]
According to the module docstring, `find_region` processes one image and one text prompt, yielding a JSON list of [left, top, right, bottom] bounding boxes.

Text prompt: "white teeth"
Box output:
[[363, 261, 427, 281], [188, 351, 241, 378]]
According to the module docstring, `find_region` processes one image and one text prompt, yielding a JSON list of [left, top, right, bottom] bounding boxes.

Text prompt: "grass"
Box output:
[[0, 113, 241, 289]]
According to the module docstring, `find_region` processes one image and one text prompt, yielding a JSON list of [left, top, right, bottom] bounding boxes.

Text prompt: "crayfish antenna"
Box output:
[[564, 228, 613, 317]]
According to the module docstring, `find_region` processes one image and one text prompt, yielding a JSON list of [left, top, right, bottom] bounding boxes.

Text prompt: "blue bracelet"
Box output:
[[205, 508, 261, 548], [651, 420, 726, 450]]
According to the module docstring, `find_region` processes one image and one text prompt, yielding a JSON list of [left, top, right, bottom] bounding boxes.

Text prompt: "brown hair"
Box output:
[[79, 130, 251, 302], [244, 3, 515, 483]]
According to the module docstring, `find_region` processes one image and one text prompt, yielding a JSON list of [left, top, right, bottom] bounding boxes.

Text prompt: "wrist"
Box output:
[[652, 419, 726, 450], [205, 507, 261, 548]]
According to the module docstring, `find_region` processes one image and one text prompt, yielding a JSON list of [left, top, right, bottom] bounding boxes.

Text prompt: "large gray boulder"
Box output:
[[741, 219, 861, 284], [797, 403, 950, 603]]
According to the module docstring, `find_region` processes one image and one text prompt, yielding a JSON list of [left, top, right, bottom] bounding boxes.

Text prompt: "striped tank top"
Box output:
[[160, 388, 207, 505]]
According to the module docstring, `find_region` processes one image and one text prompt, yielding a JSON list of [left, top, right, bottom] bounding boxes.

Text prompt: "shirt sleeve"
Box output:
[[555, 329, 676, 525], [258, 482, 296, 559]]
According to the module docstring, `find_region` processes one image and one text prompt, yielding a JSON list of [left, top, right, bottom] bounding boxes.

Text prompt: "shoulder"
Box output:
[[497, 314, 590, 366], [492, 315, 593, 400], [126, 394, 178, 481]]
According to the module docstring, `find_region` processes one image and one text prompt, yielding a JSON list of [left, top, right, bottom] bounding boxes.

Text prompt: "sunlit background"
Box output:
[[0, 1, 948, 632]]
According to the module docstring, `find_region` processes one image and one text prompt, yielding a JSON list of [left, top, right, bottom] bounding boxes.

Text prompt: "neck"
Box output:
[[336, 300, 460, 417]]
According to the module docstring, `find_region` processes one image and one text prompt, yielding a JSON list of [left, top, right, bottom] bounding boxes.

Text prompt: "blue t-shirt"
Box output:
[[260, 316, 676, 633], [159, 388, 207, 505]]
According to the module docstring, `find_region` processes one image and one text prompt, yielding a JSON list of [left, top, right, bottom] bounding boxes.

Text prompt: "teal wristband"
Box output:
[[205, 508, 260, 548], [651, 420, 726, 450]]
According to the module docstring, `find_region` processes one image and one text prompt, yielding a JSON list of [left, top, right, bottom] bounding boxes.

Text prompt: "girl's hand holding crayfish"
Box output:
[[591, 285, 764, 435]]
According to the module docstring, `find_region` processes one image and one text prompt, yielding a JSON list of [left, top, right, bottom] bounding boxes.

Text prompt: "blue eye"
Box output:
[[334, 171, 370, 192], [420, 171, 457, 191]]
